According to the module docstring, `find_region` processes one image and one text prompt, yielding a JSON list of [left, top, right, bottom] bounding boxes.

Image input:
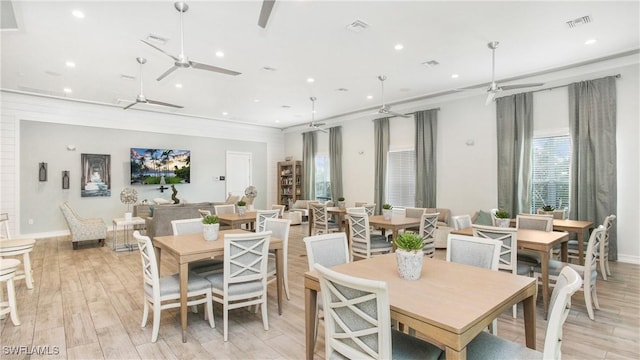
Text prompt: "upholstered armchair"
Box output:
[[59, 202, 107, 249]]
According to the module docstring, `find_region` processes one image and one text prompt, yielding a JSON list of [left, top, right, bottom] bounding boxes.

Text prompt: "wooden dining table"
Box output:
[[304, 253, 537, 360], [216, 211, 257, 229], [453, 227, 569, 316], [510, 218, 593, 265], [368, 214, 421, 247], [153, 229, 284, 343]]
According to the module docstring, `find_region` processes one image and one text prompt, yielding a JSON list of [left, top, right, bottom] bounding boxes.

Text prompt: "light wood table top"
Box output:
[[216, 211, 258, 229], [368, 215, 421, 247], [304, 253, 537, 360], [154, 229, 284, 343], [453, 226, 569, 316]]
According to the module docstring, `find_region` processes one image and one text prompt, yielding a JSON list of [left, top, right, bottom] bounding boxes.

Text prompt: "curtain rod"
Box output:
[[530, 73, 621, 94]]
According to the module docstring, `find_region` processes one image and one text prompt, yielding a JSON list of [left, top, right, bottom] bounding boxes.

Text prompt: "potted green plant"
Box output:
[[237, 200, 247, 216], [395, 233, 424, 280], [337, 197, 346, 209], [494, 208, 510, 228], [202, 215, 220, 241], [382, 203, 393, 220]]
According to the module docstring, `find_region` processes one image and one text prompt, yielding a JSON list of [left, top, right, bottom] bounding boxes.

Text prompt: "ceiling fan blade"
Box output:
[[190, 61, 241, 76], [258, 0, 276, 28], [123, 101, 138, 110], [500, 83, 545, 91], [146, 99, 184, 109], [388, 110, 410, 118], [156, 65, 179, 81], [140, 40, 179, 62]]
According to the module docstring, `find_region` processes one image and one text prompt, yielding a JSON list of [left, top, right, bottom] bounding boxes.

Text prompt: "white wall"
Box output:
[[0, 92, 285, 237], [284, 61, 640, 263]]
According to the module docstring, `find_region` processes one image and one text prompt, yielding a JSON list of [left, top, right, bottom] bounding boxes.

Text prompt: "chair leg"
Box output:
[[600, 256, 608, 281], [6, 277, 20, 326], [284, 270, 290, 301], [592, 284, 600, 310], [141, 300, 150, 327], [605, 257, 612, 276], [489, 319, 498, 335], [206, 294, 215, 328], [22, 252, 34, 289], [512, 304, 517, 318], [73, 242, 78, 250], [151, 303, 161, 342], [223, 303, 229, 342], [261, 299, 269, 331], [584, 286, 595, 320]]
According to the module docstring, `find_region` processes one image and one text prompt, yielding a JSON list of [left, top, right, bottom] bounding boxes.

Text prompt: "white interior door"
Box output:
[[225, 151, 252, 198]]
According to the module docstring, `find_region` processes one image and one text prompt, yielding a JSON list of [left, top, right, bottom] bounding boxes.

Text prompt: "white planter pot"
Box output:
[[396, 249, 424, 280], [495, 218, 511, 228], [383, 209, 392, 221], [238, 206, 247, 216], [338, 201, 345, 210], [203, 223, 220, 241]]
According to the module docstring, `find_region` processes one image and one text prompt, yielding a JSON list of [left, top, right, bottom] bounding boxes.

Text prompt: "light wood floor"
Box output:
[[1, 224, 638, 359]]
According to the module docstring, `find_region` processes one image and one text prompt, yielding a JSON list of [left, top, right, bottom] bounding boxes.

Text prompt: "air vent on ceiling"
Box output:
[[146, 33, 168, 45], [335, 88, 349, 92], [120, 74, 136, 81], [346, 19, 369, 33], [566, 15, 592, 28], [421, 60, 440, 68], [262, 66, 277, 71]]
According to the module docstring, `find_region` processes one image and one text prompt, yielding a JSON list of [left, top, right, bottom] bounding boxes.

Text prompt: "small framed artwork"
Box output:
[[81, 153, 111, 197]]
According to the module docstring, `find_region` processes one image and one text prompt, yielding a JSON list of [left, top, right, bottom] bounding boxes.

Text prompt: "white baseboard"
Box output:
[[617, 254, 640, 265], [17, 229, 70, 240]]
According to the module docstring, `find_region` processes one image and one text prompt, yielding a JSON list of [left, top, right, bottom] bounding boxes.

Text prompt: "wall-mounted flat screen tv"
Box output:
[[130, 148, 190, 185]]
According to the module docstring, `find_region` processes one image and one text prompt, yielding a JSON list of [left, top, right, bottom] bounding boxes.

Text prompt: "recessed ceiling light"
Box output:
[[175, 83, 183, 88], [275, 120, 281, 123], [451, 74, 459, 79], [306, 78, 315, 83], [215, 51, 224, 58], [584, 38, 597, 45], [366, 95, 373, 100], [222, 112, 229, 116], [71, 10, 85, 19], [65, 61, 76, 68], [394, 43, 404, 51], [253, 99, 260, 103], [63, 88, 72, 94]]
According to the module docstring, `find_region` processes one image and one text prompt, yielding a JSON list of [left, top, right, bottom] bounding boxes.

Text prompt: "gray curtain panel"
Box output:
[[496, 92, 533, 217], [302, 131, 317, 200], [415, 109, 438, 208], [374, 118, 390, 214], [329, 126, 343, 203], [568, 76, 617, 260]]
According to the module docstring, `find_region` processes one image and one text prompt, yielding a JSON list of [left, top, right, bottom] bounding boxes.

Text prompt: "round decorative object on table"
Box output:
[[120, 187, 138, 219]]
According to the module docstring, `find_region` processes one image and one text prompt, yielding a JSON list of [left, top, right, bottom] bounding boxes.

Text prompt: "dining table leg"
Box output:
[[541, 249, 550, 317], [179, 261, 189, 343], [305, 287, 317, 360], [522, 291, 537, 349], [577, 229, 586, 265], [444, 346, 466, 360]]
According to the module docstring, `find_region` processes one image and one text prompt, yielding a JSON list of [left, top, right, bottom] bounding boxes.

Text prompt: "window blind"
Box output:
[[530, 135, 571, 213], [386, 150, 416, 207]]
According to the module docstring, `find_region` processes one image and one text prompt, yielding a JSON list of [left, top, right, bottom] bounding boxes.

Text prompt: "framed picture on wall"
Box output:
[[81, 153, 111, 197]]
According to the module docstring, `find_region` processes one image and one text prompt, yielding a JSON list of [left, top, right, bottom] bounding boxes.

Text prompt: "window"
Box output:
[[530, 135, 571, 213], [386, 150, 415, 207], [315, 154, 331, 202]]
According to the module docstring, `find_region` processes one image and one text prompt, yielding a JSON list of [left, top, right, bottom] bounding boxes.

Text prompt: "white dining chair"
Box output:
[[214, 204, 236, 215], [0, 258, 21, 326], [568, 214, 616, 280], [466, 266, 582, 359], [314, 263, 444, 360], [418, 213, 439, 258], [271, 204, 286, 218], [204, 231, 271, 341], [133, 231, 214, 342], [310, 203, 339, 235], [171, 218, 223, 277], [265, 218, 291, 300], [347, 211, 392, 260], [452, 214, 472, 230], [256, 209, 280, 232]]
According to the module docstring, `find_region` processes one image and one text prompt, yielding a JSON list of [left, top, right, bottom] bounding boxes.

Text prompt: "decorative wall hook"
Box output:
[[62, 171, 70, 189]]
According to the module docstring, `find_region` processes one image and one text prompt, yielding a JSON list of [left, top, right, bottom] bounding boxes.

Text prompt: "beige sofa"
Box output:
[[133, 202, 223, 239]]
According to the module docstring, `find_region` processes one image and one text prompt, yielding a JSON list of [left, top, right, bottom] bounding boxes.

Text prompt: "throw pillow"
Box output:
[[474, 210, 493, 226]]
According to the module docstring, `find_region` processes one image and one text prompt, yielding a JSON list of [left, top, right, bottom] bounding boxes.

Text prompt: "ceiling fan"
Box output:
[[123, 57, 183, 110], [308, 97, 328, 133], [141, 2, 241, 81], [483, 41, 544, 105], [257, 0, 276, 28], [375, 75, 409, 118]]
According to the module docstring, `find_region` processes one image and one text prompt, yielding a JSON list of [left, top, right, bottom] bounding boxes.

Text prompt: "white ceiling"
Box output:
[[1, 1, 639, 129]]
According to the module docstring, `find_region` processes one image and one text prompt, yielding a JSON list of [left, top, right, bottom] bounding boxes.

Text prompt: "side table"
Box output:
[[112, 217, 146, 252]]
